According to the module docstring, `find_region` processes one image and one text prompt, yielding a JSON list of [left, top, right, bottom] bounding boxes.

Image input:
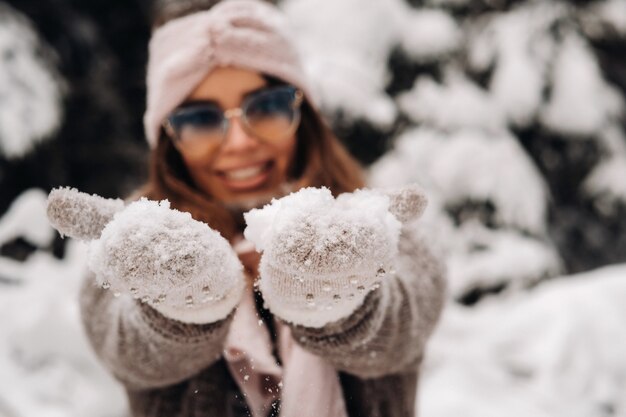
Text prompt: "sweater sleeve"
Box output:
[[288, 224, 447, 378], [79, 271, 234, 390]]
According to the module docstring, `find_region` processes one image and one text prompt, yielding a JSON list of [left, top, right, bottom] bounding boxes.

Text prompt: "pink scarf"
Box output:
[[225, 252, 348, 417]]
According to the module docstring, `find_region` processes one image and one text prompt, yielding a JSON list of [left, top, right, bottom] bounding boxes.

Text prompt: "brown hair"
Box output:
[[139, 100, 365, 241]]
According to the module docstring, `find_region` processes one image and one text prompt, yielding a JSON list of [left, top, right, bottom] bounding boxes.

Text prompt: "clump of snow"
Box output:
[[421, 264, 626, 417], [245, 187, 401, 328], [447, 223, 562, 297], [584, 126, 626, 208], [368, 128, 559, 296], [245, 187, 334, 253], [244, 187, 401, 275], [540, 33, 624, 137], [581, 0, 626, 38], [467, 2, 562, 128], [0, 3, 64, 159], [282, 0, 401, 127], [281, 0, 459, 128], [595, 0, 626, 34], [398, 73, 506, 133], [370, 128, 549, 235], [425, 0, 471, 8], [0, 188, 54, 248], [400, 9, 460, 62], [584, 157, 626, 207], [88, 199, 243, 310], [47, 187, 125, 241]]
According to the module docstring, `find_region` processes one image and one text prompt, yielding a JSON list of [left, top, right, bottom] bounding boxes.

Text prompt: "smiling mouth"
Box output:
[[216, 161, 273, 190]]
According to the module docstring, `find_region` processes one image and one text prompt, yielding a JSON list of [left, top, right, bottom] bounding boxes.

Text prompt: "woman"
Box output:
[[47, 1, 446, 416]]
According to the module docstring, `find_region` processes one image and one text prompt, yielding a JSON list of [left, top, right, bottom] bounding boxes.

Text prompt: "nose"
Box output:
[[221, 115, 258, 152]]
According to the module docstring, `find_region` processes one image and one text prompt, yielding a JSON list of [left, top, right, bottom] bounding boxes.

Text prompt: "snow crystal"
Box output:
[[540, 33, 624, 137], [244, 187, 402, 327], [244, 187, 401, 276], [47, 187, 125, 241], [88, 198, 243, 310], [244, 187, 335, 253], [0, 188, 54, 248], [0, 4, 64, 159]]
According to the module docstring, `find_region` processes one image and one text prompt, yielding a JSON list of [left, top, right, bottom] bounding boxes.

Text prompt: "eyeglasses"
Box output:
[[163, 85, 304, 149]]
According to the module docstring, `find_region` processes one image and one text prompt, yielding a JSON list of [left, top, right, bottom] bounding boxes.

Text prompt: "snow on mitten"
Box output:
[[244, 185, 427, 328], [47, 188, 245, 324]]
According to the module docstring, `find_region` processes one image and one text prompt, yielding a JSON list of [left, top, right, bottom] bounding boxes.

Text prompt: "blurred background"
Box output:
[[0, 0, 625, 416]]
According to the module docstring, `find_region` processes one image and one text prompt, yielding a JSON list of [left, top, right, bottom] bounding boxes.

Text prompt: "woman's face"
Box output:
[[174, 67, 298, 206]]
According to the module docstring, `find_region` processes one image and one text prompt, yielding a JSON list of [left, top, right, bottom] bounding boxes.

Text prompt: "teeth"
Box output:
[[224, 164, 265, 180]]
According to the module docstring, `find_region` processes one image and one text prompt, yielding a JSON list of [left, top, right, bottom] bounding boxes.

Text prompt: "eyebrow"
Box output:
[[179, 85, 270, 109]]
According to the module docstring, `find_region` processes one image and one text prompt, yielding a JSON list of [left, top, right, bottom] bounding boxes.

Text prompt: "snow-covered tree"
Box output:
[[1, 0, 625, 415], [283, 0, 626, 298], [0, 3, 63, 159]]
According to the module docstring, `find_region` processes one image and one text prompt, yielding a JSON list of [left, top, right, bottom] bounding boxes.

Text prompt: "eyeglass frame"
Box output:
[[162, 86, 305, 146]]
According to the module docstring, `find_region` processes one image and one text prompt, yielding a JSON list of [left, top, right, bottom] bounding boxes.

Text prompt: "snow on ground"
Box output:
[[0, 189, 623, 417], [0, 190, 128, 417], [1, 0, 625, 415], [0, 3, 64, 159], [421, 264, 626, 417]]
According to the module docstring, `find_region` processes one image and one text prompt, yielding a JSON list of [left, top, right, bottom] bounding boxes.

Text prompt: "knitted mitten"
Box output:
[[243, 184, 427, 328], [47, 187, 245, 324]]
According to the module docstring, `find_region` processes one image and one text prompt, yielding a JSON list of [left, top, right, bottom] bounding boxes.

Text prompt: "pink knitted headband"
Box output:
[[143, 0, 312, 147]]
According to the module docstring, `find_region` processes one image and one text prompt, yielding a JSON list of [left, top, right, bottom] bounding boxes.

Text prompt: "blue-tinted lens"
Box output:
[[245, 86, 297, 120], [168, 105, 224, 139]]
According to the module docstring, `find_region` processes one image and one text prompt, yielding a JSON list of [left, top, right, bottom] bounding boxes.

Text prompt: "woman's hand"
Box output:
[[47, 188, 245, 324], [243, 185, 427, 328]]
